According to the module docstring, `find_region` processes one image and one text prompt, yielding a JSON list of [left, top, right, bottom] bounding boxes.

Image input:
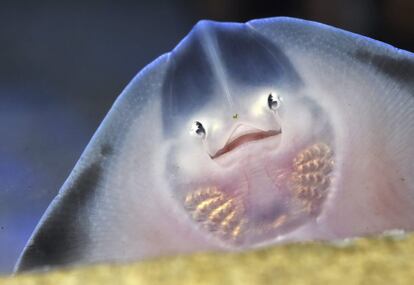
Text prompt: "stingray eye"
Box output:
[[267, 93, 281, 110], [192, 121, 206, 138]]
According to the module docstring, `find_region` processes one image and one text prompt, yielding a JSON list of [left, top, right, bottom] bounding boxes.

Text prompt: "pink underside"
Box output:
[[182, 135, 320, 245]]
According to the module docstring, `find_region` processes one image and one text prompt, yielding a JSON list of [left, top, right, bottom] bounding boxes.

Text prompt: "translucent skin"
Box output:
[[180, 140, 334, 246], [15, 17, 414, 272]]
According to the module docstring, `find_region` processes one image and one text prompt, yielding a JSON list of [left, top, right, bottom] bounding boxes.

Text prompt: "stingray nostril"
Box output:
[[192, 121, 206, 138], [267, 93, 281, 111]]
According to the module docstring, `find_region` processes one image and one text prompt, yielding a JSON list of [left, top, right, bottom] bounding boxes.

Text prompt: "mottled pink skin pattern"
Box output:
[[175, 126, 334, 246]]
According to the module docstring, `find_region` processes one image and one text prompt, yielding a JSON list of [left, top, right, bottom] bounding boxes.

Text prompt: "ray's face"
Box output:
[[186, 90, 283, 165], [162, 23, 336, 247]]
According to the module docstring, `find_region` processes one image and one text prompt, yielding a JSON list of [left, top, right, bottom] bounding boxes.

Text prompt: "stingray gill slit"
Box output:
[[183, 141, 335, 245]]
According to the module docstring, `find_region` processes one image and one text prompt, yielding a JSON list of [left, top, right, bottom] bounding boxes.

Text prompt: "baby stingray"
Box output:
[[15, 17, 414, 272]]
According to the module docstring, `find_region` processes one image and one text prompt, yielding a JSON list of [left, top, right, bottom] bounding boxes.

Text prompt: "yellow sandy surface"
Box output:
[[2, 233, 413, 285]]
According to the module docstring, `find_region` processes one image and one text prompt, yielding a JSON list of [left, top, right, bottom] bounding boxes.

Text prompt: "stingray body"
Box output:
[[16, 17, 414, 272]]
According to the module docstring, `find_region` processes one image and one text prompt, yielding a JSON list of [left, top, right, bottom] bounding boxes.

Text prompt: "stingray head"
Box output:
[[163, 22, 335, 246]]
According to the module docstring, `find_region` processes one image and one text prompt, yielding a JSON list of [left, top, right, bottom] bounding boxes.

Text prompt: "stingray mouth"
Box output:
[[210, 129, 281, 159]]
